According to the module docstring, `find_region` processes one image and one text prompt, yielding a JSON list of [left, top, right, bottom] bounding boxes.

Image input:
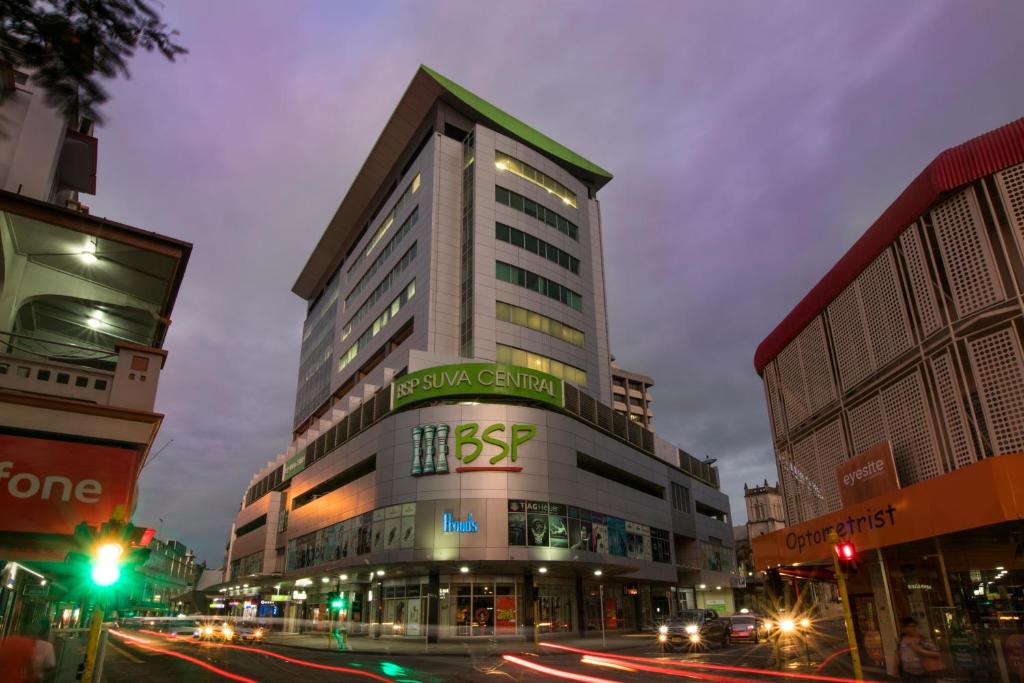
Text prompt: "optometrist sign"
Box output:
[[391, 363, 564, 411]]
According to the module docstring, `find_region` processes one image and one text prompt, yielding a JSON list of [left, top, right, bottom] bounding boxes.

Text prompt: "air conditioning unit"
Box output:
[[65, 199, 90, 214]]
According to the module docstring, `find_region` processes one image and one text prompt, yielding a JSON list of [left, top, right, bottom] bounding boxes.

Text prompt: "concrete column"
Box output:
[[575, 575, 586, 636], [522, 571, 534, 639], [427, 571, 440, 643]]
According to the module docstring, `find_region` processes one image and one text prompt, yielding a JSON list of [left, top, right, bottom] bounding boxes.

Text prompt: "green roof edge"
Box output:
[[420, 65, 613, 182]]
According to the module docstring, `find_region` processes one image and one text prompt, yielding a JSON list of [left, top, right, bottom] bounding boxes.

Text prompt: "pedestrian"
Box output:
[[0, 620, 55, 683], [898, 616, 943, 681]]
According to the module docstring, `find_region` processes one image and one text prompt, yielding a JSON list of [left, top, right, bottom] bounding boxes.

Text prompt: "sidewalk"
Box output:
[[262, 630, 656, 657]]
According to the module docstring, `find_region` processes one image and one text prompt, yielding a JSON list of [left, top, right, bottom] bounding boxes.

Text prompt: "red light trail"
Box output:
[[137, 629, 391, 681], [110, 631, 258, 683], [501, 654, 620, 683], [540, 642, 884, 683]]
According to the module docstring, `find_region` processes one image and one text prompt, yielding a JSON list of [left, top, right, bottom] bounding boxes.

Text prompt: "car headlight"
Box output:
[[689, 633, 701, 643], [658, 625, 668, 635], [763, 621, 772, 630], [222, 627, 234, 638], [658, 633, 668, 642], [203, 626, 213, 635], [255, 628, 263, 637], [685, 624, 698, 635]]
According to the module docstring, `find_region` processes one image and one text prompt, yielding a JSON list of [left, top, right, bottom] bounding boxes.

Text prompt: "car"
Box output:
[[233, 622, 266, 643], [658, 609, 731, 650], [193, 621, 234, 642], [727, 614, 765, 642]]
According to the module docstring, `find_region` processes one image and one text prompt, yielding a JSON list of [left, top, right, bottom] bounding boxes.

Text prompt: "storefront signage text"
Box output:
[[412, 423, 535, 474], [442, 512, 479, 533], [291, 590, 307, 600], [785, 505, 897, 554], [392, 363, 564, 411], [836, 442, 900, 507]]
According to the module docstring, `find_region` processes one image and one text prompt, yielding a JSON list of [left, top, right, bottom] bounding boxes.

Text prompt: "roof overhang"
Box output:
[[754, 117, 1024, 374], [292, 65, 613, 301]]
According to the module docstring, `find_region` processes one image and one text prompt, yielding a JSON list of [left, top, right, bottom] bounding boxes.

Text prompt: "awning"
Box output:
[[752, 454, 1024, 570]]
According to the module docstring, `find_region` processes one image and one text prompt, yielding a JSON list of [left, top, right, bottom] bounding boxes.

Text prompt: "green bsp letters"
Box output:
[[453, 423, 536, 464]]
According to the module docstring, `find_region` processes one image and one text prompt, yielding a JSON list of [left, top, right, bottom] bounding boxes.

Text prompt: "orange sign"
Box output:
[[0, 434, 140, 535], [836, 441, 900, 507], [752, 454, 1024, 569]]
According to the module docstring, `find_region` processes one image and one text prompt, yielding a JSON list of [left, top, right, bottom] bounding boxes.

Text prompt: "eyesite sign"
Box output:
[[0, 434, 139, 535], [392, 363, 564, 411]]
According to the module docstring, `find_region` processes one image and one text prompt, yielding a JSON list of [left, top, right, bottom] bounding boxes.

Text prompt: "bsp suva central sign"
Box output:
[[391, 363, 564, 411]]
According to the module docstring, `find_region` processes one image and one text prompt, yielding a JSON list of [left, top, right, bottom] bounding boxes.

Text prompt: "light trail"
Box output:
[[540, 642, 884, 683], [580, 655, 759, 683], [814, 648, 851, 673], [501, 654, 621, 683], [137, 629, 391, 681], [110, 630, 259, 683]]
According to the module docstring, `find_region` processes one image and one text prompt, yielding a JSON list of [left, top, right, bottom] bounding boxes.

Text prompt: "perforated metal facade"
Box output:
[[759, 131, 1024, 525]]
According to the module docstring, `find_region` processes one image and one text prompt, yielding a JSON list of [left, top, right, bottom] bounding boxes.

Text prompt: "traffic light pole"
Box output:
[[80, 601, 104, 683], [829, 531, 863, 680]]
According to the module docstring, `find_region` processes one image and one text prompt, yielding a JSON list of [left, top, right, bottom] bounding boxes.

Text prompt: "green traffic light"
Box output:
[[91, 563, 120, 586], [91, 542, 124, 587]]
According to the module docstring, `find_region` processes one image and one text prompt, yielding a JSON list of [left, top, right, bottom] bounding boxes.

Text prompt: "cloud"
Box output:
[[84, 0, 1024, 562]]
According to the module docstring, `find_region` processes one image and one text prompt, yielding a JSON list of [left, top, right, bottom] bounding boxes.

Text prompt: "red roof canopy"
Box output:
[[754, 117, 1024, 375]]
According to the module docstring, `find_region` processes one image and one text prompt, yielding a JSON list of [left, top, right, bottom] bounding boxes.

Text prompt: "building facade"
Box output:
[[752, 118, 1024, 678], [221, 66, 736, 639], [0, 64, 192, 637], [611, 363, 655, 430]]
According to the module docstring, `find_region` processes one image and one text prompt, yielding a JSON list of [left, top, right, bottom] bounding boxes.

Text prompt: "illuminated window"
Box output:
[[349, 172, 421, 273], [495, 151, 577, 208], [339, 280, 416, 372], [496, 301, 584, 347], [342, 243, 417, 341], [495, 343, 587, 387]]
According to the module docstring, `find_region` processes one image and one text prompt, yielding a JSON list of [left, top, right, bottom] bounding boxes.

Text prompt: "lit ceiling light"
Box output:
[[460, 566, 470, 574], [699, 584, 707, 590], [80, 240, 98, 263], [495, 161, 507, 171], [538, 567, 548, 574], [321, 577, 330, 583], [997, 566, 1005, 571], [86, 313, 102, 329], [593, 570, 602, 576], [376, 570, 384, 576], [339, 574, 348, 581]]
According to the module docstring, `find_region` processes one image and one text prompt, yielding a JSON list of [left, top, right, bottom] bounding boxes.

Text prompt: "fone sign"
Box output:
[[0, 434, 139, 535]]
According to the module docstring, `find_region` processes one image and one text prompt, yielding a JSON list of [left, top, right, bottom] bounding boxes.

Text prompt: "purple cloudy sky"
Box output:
[[86, 0, 1024, 564]]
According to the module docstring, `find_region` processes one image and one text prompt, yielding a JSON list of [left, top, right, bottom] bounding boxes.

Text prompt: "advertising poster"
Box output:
[[372, 519, 385, 552], [592, 515, 608, 554], [508, 501, 526, 546], [400, 513, 416, 548], [384, 517, 401, 550], [357, 514, 373, 555], [406, 598, 422, 636], [605, 599, 618, 629], [607, 517, 627, 556], [549, 503, 568, 548], [528, 513, 549, 546], [495, 596, 517, 634], [642, 526, 653, 561]]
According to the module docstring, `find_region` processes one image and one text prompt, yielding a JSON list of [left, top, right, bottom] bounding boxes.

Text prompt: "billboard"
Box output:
[[0, 434, 140, 535], [836, 441, 900, 507]]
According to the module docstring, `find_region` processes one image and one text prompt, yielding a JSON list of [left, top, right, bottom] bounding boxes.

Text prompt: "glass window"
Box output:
[[495, 223, 509, 241], [37, 369, 51, 381], [511, 306, 528, 327], [56, 372, 69, 384], [411, 172, 421, 193]]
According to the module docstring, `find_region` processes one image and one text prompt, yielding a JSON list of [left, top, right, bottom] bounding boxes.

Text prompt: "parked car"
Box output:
[[728, 614, 765, 642], [658, 609, 731, 650]]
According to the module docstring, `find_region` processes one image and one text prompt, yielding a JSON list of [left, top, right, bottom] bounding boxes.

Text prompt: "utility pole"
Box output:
[[829, 530, 863, 680]]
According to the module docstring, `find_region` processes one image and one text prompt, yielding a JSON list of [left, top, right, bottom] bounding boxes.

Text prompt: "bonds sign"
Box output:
[[392, 363, 564, 411]]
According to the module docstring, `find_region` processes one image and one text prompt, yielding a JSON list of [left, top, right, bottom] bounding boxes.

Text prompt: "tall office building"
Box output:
[[223, 66, 736, 638]]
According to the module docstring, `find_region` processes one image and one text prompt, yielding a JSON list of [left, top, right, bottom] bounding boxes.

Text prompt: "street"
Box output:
[[101, 620, 866, 683]]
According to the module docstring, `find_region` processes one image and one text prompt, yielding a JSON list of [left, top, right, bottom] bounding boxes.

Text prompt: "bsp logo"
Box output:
[[411, 423, 536, 475]]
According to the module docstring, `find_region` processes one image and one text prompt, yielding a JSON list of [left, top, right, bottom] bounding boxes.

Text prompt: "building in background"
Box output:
[[611, 362, 655, 430], [219, 66, 736, 640], [119, 539, 201, 618], [752, 118, 1024, 678], [0, 64, 192, 636], [733, 481, 786, 609]]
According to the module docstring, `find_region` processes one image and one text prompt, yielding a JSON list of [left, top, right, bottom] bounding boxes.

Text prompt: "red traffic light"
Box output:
[[836, 541, 856, 560]]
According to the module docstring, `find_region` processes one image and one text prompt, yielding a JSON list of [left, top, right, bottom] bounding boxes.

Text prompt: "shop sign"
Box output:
[[495, 596, 516, 634], [730, 576, 747, 588], [291, 590, 307, 601], [392, 363, 564, 411], [0, 434, 140, 536], [270, 594, 288, 602], [283, 449, 306, 482], [442, 511, 478, 533], [210, 601, 225, 609], [836, 441, 900, 507], [412, 422, 536, 475]]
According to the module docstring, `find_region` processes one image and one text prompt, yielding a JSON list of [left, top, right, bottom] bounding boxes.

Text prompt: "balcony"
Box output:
[[0, 189, 190, 415]]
